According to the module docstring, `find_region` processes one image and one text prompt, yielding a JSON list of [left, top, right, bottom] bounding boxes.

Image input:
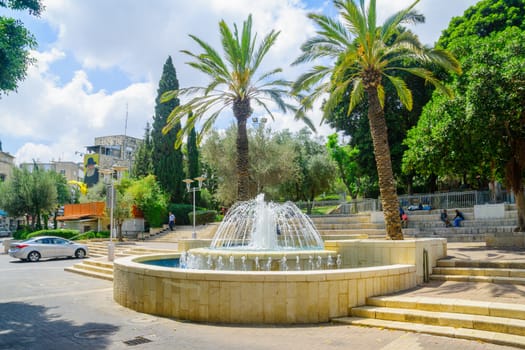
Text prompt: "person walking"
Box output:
[[168, 212, 176, 231]]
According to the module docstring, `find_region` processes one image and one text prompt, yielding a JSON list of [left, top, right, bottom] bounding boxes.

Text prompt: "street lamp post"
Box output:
[[99, 168, 115, 261], [182, 176, 206, 239]]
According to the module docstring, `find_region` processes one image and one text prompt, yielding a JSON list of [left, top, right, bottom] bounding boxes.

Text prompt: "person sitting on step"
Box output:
[[440, 209, 451, 227], [453, 209, 465, 227]]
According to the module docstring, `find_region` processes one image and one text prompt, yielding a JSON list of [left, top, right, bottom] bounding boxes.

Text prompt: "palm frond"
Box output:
[[348, 78, 365, 114], [396, 67, 454, 97], [292, 65, 333, 94], [254, 68, 284, 84], [219, 19, 242, 72], [334, 0, 365, 39], [426, 49, 462, 74], [384, 73, 413, 110], [377, 83, 385, 109], [381, 0, 421, 42], [252, 30, 280, 73], [185, 35, 229, 78]]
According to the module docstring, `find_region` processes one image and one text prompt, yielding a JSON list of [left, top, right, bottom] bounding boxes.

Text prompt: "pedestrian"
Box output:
[[440, 209, 451, 227], [400, 207, 408, 228], [168, 212, 175, 231], [453, 209, 464, 227]]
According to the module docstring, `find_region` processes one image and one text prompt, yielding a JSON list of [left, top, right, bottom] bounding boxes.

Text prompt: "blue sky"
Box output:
[[0, 0, 479, 164]]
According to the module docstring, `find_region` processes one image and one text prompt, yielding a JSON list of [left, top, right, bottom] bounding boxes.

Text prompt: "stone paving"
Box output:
[[0, 237, 521, 349], [397, 242, 525, 305]]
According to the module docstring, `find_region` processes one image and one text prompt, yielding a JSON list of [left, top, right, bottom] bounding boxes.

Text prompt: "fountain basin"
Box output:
[[114, 253, 416, 324]]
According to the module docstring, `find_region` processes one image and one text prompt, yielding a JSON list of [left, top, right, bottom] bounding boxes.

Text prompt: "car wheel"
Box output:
[[27, 251, 41, 262], [75, 249, 86, 259]]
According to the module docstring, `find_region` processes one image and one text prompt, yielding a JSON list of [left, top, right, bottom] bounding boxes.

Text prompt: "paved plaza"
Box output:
[[0, 240, 521, 350]]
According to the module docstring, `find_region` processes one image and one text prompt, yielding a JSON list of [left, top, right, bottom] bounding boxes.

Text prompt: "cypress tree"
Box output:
[[152, 56, 185, 202], [132, 122, 154, 178]]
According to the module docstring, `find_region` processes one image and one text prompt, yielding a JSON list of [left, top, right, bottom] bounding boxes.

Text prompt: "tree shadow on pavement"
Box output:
[[0, 302, 119, 350]]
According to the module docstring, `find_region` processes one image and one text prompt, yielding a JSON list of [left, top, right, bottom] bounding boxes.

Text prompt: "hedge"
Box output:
[[26, 229, 80, 240], [188, 210, 218, 225]]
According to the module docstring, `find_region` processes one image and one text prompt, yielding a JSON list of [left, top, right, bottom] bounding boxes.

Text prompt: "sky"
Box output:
[[0, 0, 479, 165]]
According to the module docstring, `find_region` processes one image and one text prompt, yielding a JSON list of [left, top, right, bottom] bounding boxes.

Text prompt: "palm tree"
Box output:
[[162, 15, 308, 201], [292, 0, 461, 240]]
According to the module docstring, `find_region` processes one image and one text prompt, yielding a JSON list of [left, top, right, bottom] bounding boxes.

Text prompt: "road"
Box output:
[[0, 251, 517, 350]]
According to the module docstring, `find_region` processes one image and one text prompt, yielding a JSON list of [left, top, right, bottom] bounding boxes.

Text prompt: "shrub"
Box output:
[[189, 210, 217, 225], [26, 229, 80, 240], [168, 203, 196, 225], [13, 225, 32, 240], [75, 230, 110, 240]]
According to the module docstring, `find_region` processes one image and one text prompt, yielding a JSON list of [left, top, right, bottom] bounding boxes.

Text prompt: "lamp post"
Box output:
[[99, 168, 115, 261], [183, 176, 206, 239]]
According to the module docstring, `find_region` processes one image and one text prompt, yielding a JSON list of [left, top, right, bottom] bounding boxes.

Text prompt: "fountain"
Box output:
[[113, 194, 446, 324], [185, 194, 335, 271]]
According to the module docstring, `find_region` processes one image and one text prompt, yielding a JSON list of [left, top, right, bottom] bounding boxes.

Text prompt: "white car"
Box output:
[[8, 236, 89, 262]]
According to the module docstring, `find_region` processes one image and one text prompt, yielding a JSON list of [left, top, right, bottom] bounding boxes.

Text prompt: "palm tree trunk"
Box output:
[[234, 98, 251, 201], [366, 88, 403, 240]]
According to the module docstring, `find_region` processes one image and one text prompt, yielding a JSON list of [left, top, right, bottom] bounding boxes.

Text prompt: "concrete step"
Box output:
[[430, 274, 525, 285], [432, 266, 525, 278], [314, 223, 385, 230], [365, 295, 525, 320], [351, 305, 525, 335], [127, 247, 178, 255], [65, 260, 114, 281], [437, 259, 525, 269], [332, 317, 525, 349], [332, 295, 525, 348], [65, 267, 113, 281], [68, 260, 113, 275]]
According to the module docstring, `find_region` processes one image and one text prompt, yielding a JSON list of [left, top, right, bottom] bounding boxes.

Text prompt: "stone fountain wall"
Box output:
[[113, 238, 445, 324]]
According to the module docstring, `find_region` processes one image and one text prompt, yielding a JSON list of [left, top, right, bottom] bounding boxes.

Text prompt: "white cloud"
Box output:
[[1, 50, 155, 164], [1, 0, 480, 163]]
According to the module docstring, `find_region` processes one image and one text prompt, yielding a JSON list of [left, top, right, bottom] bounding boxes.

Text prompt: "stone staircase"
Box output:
[[431, 259, 525, 284], [311, 214, 384, 239], [405, 205, 518, 242], [64, 241, 178, 281], [64, 259, 114, 281], [333, 258, 525, 348]]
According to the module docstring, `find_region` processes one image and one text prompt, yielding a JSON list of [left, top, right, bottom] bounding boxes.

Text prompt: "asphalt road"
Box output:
[[0, 251, 517, 350]]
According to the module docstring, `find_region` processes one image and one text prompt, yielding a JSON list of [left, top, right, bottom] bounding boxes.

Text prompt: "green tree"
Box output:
[[127, 175, 168, 228], [0, 0, 43, 96], [327, 63, 435, 195], [201, 127, 238, 206], [292, 0, 461, 239], [132, 122, 154, 178], [152, 57, 185, 202], [326, 133, 360, 199], [0, 166, 57, 230], [439, 0, 525, 49], [407, 28, 525, 229], [404, 0, 525, 229], [162, 14, 305, 201], [277, 128, 336, 213], [48, 171, 72, 229], [111, 178, 133, 242]]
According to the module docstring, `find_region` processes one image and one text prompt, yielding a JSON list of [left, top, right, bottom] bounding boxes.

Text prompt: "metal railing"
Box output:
[[335, 190, 517, 214]]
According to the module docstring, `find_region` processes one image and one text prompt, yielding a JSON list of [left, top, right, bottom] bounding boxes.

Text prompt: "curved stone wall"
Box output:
[[113, 254, 416, 324]]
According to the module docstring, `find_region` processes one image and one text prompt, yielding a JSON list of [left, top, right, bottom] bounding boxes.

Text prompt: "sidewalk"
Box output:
[[385, 241, 525, 305], [446, 241, 525, 262]]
